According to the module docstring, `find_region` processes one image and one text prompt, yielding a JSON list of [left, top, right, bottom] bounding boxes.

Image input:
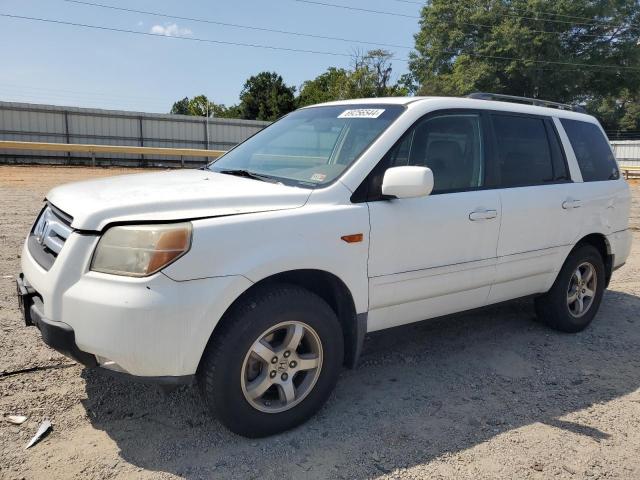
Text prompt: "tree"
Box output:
[[297, 50, 408, 107], [408, 0, 640, 108], [354, 49, 406, 97], [170, 94, 240, 119], [170, 97, 190, 115], [587, 90, 640, 138], [187, 95, 214, 117], [237, 72, 296, 121], [298, 67, 351, 107]]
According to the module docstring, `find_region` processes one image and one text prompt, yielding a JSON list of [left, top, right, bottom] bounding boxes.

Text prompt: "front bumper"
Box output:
[[19, 231, 253, 378], [18, 269, 250, 381], [18, 274, 97, 367]]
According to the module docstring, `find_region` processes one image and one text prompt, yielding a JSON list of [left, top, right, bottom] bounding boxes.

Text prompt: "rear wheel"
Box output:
[[535, 244, 605, 333], [198, 284, 343, 437]]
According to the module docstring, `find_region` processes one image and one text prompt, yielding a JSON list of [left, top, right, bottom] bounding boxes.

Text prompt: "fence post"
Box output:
[[64, 110, 71, 166], [91, 151, 96, 167], [138, 116, 145, 167]]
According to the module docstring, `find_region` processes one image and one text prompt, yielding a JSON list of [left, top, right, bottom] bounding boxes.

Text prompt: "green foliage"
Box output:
[[172, 50, 408, 119], [170, 95, 239, 119], [171, 10, 640, 133], [169, 97, 190, 115], [587, 90, 640, 134], [298, 50, 408, 107], [408, 0, 640, 131], [237, 72, 296, 121], [297, 67, 352, 107]]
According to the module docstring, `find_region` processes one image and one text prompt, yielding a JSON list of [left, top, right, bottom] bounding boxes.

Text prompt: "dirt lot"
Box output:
[[1, 165, 639, 480]]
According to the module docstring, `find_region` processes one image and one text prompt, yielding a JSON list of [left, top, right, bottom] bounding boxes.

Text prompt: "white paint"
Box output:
[[381, 166, 434, 198], [20, 96, 633, 378]]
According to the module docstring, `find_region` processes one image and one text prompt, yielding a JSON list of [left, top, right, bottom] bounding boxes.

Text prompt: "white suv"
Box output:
[[17, 94, 632, 437]]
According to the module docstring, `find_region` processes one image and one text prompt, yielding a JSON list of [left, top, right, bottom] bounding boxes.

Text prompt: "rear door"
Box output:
[[487, 112, 582, 303]]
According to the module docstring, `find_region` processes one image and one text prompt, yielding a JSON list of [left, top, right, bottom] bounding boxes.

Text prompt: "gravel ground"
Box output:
[[1, 165, 639, 480]]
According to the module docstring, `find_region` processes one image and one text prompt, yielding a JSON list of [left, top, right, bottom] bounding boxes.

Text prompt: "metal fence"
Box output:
[[2, 100, 637, 170], [611, 140, 640, 168], [0, 101, 270, 167]]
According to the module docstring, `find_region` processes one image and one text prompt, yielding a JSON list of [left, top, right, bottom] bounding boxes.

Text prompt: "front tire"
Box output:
[[198, 284, 344, 437], [535, 244, 605, 333]]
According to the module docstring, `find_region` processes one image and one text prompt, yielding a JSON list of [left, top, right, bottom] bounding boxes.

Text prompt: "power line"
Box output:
[[0, 81, 169, 103], [377, 0, 631, 27], [435, 51, 638, 71], [61, 0, 413, 50], [2, 13, 638, 72], [389, 0, 615, 25], [503, 5, 629, 26], [292, 0, 631, 32], [0, 92, 164, 107], [0, 13, 354, 58], [0, 92, 169, 112], [61, 0, 636, 49], [291, 0, 419, 18]]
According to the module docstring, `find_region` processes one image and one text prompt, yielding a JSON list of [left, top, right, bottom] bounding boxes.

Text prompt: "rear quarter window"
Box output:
[[560, 119, 619, 182]]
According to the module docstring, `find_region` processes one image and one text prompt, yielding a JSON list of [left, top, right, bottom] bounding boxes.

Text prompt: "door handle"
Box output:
[[469, 209, 498, 221], [562, 199, 582, 209]]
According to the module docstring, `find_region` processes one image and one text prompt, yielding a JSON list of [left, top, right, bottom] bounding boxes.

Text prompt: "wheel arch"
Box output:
[[198, 269, 366, 373], [573, 233, 613, 286]]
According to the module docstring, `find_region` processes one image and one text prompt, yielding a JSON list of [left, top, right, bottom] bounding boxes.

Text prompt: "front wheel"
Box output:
[[198, 284, 344, 437], [535, 244, 605, 333]]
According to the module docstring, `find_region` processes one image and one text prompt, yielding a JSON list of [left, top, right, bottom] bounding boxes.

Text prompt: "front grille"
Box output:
[[28, 204, 74, 270]]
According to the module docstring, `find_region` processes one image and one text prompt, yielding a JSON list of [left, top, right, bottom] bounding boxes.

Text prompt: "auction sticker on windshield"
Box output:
[[310, 173, 327, 182], [338, 109, 385, 119]]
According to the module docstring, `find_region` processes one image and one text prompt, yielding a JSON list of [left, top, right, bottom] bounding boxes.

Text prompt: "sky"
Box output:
[[0, 0, 421, 113]]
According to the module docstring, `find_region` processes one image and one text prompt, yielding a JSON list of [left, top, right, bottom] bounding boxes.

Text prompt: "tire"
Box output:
[[535, 244, 605, 333], [198, 283, 344, 437]]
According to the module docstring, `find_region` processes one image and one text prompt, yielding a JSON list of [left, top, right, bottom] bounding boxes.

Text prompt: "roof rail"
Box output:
[[467, 92, 587, 114]]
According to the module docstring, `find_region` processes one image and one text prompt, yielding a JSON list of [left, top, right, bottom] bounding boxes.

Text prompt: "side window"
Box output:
[[560, 119, 619, 181], [353, 112, 485, 201], [545, 120, 570, 181], [490, 114, 558, 187], [403, 115, 484, 193]]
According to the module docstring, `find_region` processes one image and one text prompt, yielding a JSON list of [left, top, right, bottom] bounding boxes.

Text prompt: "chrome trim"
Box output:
[[29, 205, 74, 270]]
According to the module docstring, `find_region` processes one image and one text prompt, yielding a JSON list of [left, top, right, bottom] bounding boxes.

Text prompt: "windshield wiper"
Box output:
[[217, 169, 280, 183]]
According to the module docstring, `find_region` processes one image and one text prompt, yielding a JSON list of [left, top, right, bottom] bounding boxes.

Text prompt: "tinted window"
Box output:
[[491, 115, 557, 187], [391, 114, 484, 194], [355, 113, 485, 200], [545, 120, 570, 181], [409, 115, 484, 192], [560, 119, 619, 181]]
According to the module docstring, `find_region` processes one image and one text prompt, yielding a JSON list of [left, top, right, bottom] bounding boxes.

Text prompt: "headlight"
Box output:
[[91, 223, 192, 277]]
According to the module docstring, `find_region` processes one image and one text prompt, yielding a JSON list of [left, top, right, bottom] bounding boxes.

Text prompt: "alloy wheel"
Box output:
[[240, 321, 323, 413], [567, 261, 597, 318]]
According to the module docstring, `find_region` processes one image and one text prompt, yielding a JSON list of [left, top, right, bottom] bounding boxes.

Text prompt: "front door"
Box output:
[[364, 112, 501, 331]]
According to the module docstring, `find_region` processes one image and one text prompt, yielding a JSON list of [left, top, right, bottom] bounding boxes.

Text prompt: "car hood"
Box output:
[[47, 169, 312, 231]]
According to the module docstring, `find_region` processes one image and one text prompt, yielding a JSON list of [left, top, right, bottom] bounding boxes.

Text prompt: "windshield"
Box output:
[[208, 104, 405, 187]]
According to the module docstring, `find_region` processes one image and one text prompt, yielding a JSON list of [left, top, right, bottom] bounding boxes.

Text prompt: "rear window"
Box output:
[[560, 119, 619, 181]]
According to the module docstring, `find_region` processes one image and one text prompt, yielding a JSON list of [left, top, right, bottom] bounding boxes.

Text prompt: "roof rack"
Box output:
[[467, 92, 587, 114]]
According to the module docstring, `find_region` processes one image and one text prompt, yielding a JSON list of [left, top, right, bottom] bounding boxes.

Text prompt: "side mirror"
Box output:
[[381, 166, 434, 199]]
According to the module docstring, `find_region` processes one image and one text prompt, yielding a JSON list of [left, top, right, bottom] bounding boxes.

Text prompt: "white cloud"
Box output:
[[150, 23, 193, 37]]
